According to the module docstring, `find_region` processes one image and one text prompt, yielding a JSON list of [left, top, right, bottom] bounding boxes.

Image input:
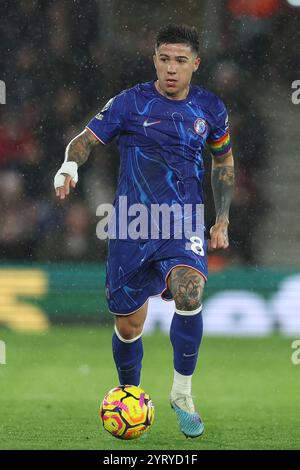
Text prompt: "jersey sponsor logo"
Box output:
[[194, 118, 207, 136], [143, 119, 161, 127]]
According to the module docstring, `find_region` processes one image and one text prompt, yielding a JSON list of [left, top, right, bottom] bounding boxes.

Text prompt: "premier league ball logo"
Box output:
[[194, 118, 207, 136]]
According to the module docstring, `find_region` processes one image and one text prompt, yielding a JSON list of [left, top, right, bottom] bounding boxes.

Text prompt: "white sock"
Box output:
[[171, 369, 192, 399], [170, 370, 195, 413]]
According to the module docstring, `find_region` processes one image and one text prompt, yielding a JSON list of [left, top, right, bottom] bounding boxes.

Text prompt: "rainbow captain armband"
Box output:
[[207, 132, 231, 158]]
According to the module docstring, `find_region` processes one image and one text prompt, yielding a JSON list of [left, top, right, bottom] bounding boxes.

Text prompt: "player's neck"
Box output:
[[155, 80, 190, 101]]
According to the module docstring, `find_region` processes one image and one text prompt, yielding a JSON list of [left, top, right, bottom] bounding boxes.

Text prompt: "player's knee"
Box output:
[[116, 325, 141, 341], [115, 318, 143, 341], [173, 289, 203, 311], [168, 267, 205, 312], [175, 300, 202, 313]]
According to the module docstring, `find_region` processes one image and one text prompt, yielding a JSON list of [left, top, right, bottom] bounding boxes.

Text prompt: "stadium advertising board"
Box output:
[[0, 266, 300, 335]]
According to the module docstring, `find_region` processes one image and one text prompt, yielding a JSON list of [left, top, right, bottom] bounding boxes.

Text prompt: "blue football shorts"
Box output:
[[105, 236, 208, 315]]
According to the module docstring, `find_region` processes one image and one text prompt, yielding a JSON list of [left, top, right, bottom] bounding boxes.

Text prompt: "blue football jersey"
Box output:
[[86, 80, 231, 214]]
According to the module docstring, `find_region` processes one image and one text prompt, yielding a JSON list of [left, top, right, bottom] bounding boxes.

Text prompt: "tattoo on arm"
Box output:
[[168, 267, 205, 311], [211, 165, 234, 223], [66, 130, 99, 167]]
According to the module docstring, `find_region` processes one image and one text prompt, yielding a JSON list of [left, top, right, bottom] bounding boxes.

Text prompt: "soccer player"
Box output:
[[54, 24, 234, 438]]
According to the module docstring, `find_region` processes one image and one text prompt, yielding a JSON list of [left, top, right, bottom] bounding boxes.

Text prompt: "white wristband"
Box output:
[[54, 161, 78, 189]]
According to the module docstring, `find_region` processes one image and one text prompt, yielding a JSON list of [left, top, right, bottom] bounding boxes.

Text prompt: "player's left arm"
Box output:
[[210, 149, 235, 250]]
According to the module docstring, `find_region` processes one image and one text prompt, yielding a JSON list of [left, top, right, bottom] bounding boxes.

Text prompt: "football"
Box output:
[[99, 385, 155, 440]]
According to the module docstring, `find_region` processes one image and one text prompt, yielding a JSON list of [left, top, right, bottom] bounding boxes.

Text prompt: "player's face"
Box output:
[[153, 43, 200, 100]]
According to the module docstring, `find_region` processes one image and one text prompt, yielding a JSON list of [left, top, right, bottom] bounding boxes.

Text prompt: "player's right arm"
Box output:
[[54, 129, 100, 200], [54, 91, 127, 200]]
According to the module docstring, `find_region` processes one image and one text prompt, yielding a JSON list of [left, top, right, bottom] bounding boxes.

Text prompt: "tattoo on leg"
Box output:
[[168, 267, 205, 311]]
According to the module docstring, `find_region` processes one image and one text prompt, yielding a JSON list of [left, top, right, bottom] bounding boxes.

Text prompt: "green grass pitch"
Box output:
[[0, 326, 299, 450]]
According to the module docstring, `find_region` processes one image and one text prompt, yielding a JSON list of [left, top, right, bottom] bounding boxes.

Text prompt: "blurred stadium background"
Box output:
[[1, 0, 300, 450]]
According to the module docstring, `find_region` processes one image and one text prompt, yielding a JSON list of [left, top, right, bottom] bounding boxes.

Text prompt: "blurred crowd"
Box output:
[[0, 0, 298, 267]]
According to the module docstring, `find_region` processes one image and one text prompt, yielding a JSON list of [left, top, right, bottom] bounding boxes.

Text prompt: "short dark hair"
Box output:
[[155, 24, 200, 56]]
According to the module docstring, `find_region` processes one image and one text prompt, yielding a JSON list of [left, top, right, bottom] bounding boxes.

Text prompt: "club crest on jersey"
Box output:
[[194, 118, 207, 136]]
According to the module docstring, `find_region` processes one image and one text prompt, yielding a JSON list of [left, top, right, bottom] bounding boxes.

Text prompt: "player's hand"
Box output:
[[55, 174, 76, 199], [208, 220, 229, 251], [54, 161, 78, 200]]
